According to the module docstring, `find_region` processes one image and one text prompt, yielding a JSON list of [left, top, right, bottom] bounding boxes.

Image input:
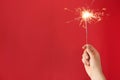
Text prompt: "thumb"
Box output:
[[83, 44, 94, 58]]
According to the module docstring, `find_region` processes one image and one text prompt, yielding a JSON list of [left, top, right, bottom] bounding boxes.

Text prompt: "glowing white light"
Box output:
[[82, 11, 94, 21]]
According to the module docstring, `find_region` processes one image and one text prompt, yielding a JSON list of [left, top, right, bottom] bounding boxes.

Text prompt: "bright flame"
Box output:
[[82, 11, 94, 21], [64, 7, 106, 28]]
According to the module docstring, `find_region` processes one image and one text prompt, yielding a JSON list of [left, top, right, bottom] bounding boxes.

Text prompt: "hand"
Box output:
[[82, 44, 106, 80]]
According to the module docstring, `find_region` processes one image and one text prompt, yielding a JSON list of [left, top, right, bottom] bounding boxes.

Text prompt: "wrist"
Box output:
[[91, 71, 106, 80]]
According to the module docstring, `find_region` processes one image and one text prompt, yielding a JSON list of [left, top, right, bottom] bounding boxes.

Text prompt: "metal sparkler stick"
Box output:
[[85, 21, 88, 44]]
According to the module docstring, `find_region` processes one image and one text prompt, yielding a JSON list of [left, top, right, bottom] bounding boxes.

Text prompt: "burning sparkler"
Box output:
[[64, 7, 106, 44]]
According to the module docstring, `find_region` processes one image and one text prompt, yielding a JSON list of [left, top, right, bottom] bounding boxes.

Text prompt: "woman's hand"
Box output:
[[82, 44, 106, 80]]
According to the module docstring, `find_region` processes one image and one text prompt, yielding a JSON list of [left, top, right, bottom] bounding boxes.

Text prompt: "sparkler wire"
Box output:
[[85, 21, 88, 44]]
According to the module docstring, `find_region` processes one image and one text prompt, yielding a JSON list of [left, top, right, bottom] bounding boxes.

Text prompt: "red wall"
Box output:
[[0, 0, 120, 80]]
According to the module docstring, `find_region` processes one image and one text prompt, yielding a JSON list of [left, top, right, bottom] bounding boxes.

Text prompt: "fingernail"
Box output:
[[82, 44, 86, 49], [82, 46, 84, 49]]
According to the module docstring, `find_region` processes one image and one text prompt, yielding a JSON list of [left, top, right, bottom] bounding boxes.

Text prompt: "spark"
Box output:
[[64, 7, 106, 28], [82, 10, 94, 21], [64, 7, 107, 44]]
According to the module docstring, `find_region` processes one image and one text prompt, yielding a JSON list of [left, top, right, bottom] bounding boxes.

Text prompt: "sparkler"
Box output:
[[64, 7, 106, 44], [81, 9, 93, 44]]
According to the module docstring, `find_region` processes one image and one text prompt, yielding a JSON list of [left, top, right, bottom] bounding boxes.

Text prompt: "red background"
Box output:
[[0, 0, 120, 80]]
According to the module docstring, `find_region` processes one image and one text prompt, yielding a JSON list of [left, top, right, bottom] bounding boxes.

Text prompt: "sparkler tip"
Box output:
[[82, 10, 94, 21], [64, 7, 107, 28]]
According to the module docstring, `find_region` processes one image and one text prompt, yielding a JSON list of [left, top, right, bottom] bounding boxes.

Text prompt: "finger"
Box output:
[[82, 44, 96, 51], [82, 44, 92, 49], [82, 46, 93, 63], [82, 58, 90, 66], [84, 44, 96, 58], [86, 49, 94, 59], [83, 49, 90, 60], [87, 44, 98, 53], [82, 58, 87, 65], [82, 51, 90, 66], [82, 58, 85, 64], [82, 44, 87, 49]]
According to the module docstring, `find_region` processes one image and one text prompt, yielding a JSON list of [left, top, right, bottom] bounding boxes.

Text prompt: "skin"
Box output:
[[82, 44, 106, 80]]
